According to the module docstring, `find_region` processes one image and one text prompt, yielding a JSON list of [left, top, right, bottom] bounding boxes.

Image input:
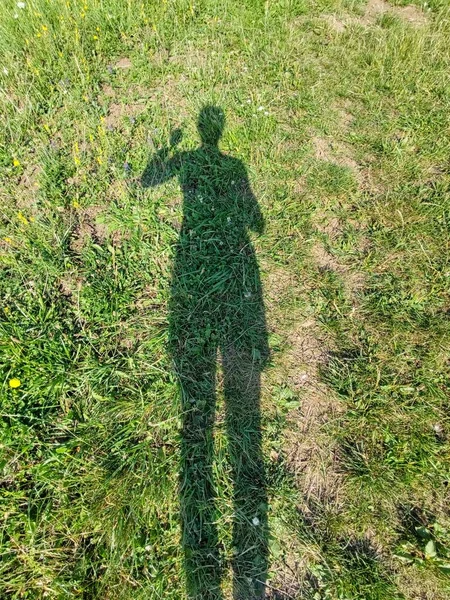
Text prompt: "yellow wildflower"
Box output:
[[9, 378, 21, 389], [13, 158, 20, 167], [17, 212, 29, 225], [72, 200, 80, 209]]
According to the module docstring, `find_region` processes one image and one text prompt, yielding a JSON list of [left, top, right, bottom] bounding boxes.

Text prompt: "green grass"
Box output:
[[1, 0, 450, 598]]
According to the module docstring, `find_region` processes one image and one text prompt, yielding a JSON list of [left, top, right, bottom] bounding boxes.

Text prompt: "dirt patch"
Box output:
[[104, 101, 145, 129], [100, 83, 115, 98], [115, 57, 132, 69], [359, 0, 392, 24], [397, 4, 429, 25], [16, 164, 41, 210], [60, 275, 84, 302], [315, 214, 343, 240], [286, 319, 328, 377], [322, 13, 346, 32], [150, 47, 170, 66], [333, 99, 355, 130], [358, 0, 428, 26], [70, 205, 109, 252], [108, 179, 128, 201], [310, 242, 365, 294], [323, 0, 428, 30], [19, 164, 41, 192], [310, 241, 341, 271], [263, 264, 299, 307], [286, 427, 343, 501], [312, 136, 360, 174]]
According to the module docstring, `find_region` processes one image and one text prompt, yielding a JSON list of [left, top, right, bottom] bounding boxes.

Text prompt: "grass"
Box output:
[[1, 0, 450, 598]]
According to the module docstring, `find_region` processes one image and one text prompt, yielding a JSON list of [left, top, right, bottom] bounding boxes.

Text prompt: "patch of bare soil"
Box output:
[[104, 101, 146, 129], [322, 13, 346, 32], [16, 164, 41, 210], [315, 214, 343, 240], [333, 99, 355, 130], [268, 316, 344, 591], [323, 0, 428, 30], [360, 0, 428, 25], [115, 57, 132, 69], [311, 242, 365, 294], [263, 266, 342, 479], [397, 4, 429, 25], [70, 206, 109, 252], [100, 83, 115, 98], [312, 135, 360, 175], [60, 275, 84, 302], [263, 264, 299, 308]]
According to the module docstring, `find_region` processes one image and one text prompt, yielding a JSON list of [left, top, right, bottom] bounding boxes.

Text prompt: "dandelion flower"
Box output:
[[9, 378, 21, 388], [13, 158, 20, 167]]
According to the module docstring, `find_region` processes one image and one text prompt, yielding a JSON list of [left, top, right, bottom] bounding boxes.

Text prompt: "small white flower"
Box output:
[[246, 99, 251, 104], [258, 105, 264, 111], [3, 68, 8, 75], [14, 12, 19, 18], [252, 516, 260, 526], [264, 111, 269, 116], [227, 216, 231, 223], [231, 180, 235, 185], [17, 2, 26, 8], [145, 545, 151, 552]]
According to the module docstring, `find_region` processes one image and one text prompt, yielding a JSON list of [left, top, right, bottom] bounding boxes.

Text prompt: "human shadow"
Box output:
[[142, 106, 269, 599]]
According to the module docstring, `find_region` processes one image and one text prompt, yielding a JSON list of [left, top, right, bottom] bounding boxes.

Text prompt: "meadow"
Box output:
[[1, 0, 450, 598]]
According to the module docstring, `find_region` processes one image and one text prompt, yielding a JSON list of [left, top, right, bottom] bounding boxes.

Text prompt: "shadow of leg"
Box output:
[[222, 347, 268, 600], [177, 347, 224, 600]]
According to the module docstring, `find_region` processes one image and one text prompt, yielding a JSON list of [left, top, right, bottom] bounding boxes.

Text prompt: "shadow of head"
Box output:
[[198, 105, 225, 146]]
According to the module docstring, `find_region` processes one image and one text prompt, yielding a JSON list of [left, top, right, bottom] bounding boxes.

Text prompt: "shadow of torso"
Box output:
[[170, 146, 267, 359]]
